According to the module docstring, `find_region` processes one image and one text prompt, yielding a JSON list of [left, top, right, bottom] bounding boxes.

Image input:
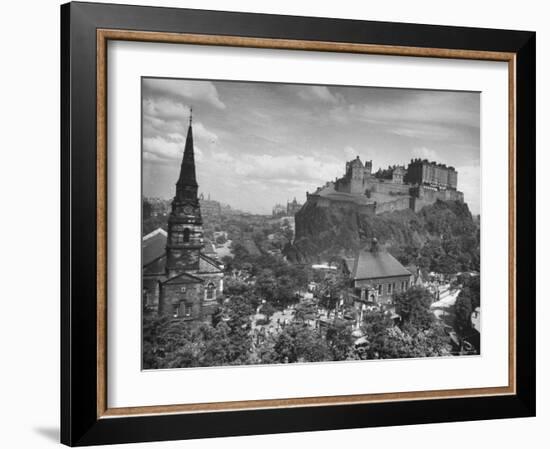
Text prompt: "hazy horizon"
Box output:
[[142, 78, 480, 215]]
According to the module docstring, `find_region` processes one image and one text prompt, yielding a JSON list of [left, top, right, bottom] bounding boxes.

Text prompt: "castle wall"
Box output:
[[374, 196, 411, 214], [411, 186, 464, 212], [334, 179, 351, 194], [370, 181, 411, 195], [306, 193, 376, 215]]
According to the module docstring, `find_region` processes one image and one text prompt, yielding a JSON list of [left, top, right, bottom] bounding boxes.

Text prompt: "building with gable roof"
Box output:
[[342, 239, 412, 305], [142, 111, 224, 323]]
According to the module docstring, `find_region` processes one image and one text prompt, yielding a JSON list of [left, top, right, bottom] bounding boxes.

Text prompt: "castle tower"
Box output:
[[166, 110, 204, 276], [364, 160, 373, 175], [348, 156, 365, 194]]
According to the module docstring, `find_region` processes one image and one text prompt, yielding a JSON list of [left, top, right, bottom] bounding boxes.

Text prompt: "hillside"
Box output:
[[290, 199, 480, 273]]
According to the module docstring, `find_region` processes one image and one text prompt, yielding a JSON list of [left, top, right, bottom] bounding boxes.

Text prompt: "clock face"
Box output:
[[183, 205, 193, 215]]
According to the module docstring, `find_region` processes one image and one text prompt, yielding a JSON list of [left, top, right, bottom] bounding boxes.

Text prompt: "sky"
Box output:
[[142, 78, 480, 215]]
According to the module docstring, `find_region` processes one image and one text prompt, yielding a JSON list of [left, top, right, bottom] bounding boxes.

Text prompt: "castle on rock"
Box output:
[[305, 156, 464, 215]]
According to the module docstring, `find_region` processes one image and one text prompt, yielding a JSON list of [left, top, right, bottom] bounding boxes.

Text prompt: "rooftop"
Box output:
[[142, 228, 167, 266], [350, 249, 411, 280]]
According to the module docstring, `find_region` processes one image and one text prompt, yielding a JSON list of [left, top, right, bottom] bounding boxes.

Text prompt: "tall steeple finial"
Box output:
[[175, 109, 198, 199], [189, 106, 193, 125]]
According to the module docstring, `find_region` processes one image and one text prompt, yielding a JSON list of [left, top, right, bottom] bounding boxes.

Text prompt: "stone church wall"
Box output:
[[160, 282, 203, 319]]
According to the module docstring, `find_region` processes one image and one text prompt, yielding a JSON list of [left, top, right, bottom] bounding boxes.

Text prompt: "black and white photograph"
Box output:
[[141, 78, 481, 369], [0, 0, 541, 447]]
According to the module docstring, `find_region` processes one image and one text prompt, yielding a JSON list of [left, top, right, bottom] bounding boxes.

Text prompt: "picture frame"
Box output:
[[60, 1, 535, 446]]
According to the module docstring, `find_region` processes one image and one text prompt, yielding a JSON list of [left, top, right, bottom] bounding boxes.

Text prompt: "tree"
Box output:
[[221, 255, 234, 271], [394, 286, 436, 332], [224, 277, 250, 296], [143, 200, 153, 219], [357, 288, 450, 360], [371, 324, 450, 359], [260, 301, 276, 319], [268, 323, 330, 363], [454, 275, 480, 337], [142, 315, 207, 369], [294, 299, 317, 323], [223, 296, 254, 364], [357, 311, 395, 359], [255, 269, 277, 302], [319, 271, 348, 314], [274, 274, 297, 307], [325, 323, 354, 361], [198, 322, 231, 366]]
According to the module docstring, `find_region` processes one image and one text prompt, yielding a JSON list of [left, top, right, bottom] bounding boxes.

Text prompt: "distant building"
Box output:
[[142, 113, 224, 323], [143, 197, 171, 217], [342, 239, 412, 304], [392, 166, 406, 184], [272, 203, 286, 217], [199, 193, 222, 218], [202, 239, 218, 258], [286, 197, 302, 216]]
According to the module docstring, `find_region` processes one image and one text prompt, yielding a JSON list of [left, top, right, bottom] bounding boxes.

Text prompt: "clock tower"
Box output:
[[165, 110, 204, 276]]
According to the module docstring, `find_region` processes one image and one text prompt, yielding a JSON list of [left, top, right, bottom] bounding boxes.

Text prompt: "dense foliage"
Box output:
[[454, 275, 481, 337], [293, 199, 480, 274], [358, 287, 451, 359], [143, 296, 255, 369], [143, 285, 451, 368]]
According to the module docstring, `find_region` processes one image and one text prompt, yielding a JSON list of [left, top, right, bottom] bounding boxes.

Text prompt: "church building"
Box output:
[[342, 239, 412, 305], [142, 112, 224, 323]]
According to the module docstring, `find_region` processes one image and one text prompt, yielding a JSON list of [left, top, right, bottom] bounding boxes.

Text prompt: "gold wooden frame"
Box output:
[[96, 29, 516, 419]]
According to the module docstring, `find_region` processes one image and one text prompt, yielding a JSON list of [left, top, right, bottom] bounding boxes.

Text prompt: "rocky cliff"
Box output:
[[289, 199, 480, 273]]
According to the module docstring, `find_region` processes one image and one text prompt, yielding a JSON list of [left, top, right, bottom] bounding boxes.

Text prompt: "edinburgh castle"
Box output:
[[304, 156, 464, 215]]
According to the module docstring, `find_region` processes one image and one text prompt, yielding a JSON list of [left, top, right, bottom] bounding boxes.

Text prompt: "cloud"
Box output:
[[143, 136, 204, 163], [329, 89, 479, 140], [143, 78, 226, 109], [143, 136, 182, 162], [455, 165, 480, 215], [343, 146, 359, 161], [192, 122, 218, 143], [412, 147, 440, 161], [203, 152, 341, 188], [143, 96, 219, 142], [298, 86, 340, 104], [143, 97, 189, 122]]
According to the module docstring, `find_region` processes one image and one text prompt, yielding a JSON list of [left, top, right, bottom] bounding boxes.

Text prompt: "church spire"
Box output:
[[176, 109, 198, 199], [166, 108, 203, 275]]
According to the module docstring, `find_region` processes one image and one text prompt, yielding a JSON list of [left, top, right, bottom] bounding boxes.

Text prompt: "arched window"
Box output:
[[183, 228, 190, 243], [206, 282, 216, 300]]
